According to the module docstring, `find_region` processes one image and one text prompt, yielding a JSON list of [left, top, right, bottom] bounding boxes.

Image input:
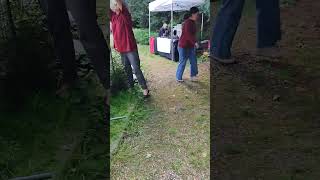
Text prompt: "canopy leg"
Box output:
[[171, 2, 174, 61]]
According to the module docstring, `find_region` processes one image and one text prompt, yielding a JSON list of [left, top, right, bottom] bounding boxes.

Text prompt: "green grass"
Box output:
[[54, 76, 108, 180], [110, 89, 140, 144], [0, 89, 89, 179], [0, 63, 108, 179], [111, 99, 152, 160], [189, 146, 209, 170], [168, 128, 178, 135], [171, 160, 183, 174]]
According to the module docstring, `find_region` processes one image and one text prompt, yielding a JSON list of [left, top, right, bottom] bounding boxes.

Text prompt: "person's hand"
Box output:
[[195, 42, 200, 49]]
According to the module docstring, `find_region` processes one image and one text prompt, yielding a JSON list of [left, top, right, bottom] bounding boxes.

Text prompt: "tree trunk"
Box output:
[[5, 0, 16, 40]]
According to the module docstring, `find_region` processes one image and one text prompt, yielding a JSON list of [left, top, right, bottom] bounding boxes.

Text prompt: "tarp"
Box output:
[[149, 0, 205, 12]]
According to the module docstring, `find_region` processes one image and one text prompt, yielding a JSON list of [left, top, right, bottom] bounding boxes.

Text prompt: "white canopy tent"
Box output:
[[148, 0, 205, 60]]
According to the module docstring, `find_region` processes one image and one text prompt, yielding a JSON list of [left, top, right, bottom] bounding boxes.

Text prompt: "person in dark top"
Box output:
[[110, 0, 150, 98], [158, 23, 168, 37], [176, 7, 200, 82], [210, 0, 281, 64]]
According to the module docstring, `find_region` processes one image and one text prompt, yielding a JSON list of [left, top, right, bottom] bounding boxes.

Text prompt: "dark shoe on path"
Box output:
[[143, 89, 150, 99], [210, 55, 237, 64]]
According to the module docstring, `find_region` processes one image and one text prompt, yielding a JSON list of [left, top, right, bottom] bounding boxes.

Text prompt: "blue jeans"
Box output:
[[176, 47, 198, 80], [210, 0, 281, 59]]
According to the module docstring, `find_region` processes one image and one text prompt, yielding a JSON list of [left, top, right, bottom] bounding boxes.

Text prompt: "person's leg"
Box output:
[[176, 47, 188, 81], [67, 0, 110, 90], [256, 0, 281, 48], [126, 51, 148, 90], [210, 0, 245, 59], [120, 53, 135, 88], [189, 48, 198, 78], [45, 0, 77, 85]]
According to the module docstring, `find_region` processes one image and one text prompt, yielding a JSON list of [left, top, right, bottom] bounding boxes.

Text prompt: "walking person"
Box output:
[[39, 0, 110, 105], [176, 7, 200, 82], [110, 0, 150, 98], [210, 0, 281, 64]]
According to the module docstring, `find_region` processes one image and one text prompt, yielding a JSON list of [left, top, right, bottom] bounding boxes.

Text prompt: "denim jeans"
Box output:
[[210, 0, 281, 59], [176, 47, 198, 80], [120, 51, 148, 90]]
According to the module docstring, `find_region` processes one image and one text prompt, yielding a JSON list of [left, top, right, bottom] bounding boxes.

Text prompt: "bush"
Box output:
[[110, 49, 128, 94], [133, 29, 157, 45], [1, 9, 56, 110]]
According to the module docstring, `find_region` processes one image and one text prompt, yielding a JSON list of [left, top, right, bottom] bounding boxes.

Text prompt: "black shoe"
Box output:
[[143, 90, 150, 99], [210, 55, 236, 64]]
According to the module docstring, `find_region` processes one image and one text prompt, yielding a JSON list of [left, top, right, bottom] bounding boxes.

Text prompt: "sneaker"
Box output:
[[143, 89, 150, 98], [210, 55, 236, 64], [190, 76, 198, 82], [256, 46, 281, 58], [176, 79, 184, 82]]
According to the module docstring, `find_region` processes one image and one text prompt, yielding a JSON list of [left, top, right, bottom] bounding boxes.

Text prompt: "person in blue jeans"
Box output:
[[176, 7, 200, 82], [211, 0, 281, 64]]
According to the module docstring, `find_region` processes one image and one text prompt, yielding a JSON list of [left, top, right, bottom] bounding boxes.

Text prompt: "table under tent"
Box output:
[[148, 0, 208, 62]]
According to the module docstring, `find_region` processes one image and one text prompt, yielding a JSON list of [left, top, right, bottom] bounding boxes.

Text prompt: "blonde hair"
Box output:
[[110, 0, 117, 11]]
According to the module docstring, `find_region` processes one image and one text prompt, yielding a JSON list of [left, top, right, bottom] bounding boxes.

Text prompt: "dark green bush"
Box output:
[[1, 6, 56, 110], [110, 49, 128, 94], [133, 29, 157, 45]]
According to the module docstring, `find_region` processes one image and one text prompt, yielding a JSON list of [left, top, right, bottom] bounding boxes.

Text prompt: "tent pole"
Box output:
[[149, 10, 151, 39], [171, 2, 173, 61], [201, 13, 204, 40]]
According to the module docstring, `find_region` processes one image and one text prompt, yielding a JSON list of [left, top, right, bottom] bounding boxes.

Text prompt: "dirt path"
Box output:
[[212, 0, 320, 179], [111, 50, 210, 179]]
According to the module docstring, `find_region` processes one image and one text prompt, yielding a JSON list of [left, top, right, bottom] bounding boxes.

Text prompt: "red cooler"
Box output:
[[149, 37, 155, 54]]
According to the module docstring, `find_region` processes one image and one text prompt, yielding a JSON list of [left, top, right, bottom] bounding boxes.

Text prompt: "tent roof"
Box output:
[[149, 0, 205, 12]]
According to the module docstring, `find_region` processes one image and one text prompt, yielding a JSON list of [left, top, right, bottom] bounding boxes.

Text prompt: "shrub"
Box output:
[[1, 6, 56, 110], [110, 49, 128, 94], [133, 28, 157, 45]]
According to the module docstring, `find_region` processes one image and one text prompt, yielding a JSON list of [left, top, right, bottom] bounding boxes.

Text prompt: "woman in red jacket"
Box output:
[[110, 0, 150, 98], [176, 7, 200, 82]]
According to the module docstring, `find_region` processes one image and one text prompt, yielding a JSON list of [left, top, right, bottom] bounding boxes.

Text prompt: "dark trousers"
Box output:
[[120, 51, 148, 90], [40, 0, 110, 89], [210, 0, 281, 59]]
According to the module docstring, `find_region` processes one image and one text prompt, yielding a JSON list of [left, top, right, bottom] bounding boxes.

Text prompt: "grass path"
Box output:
[[111, 46, 210, 179]]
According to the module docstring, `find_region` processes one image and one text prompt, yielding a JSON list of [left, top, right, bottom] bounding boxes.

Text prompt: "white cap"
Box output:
[[163, 23, 168, 28]]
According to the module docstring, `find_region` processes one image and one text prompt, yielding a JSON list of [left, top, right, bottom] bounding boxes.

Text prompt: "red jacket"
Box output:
[[178, 18, 197, 48], [110, 6, 137, 53]]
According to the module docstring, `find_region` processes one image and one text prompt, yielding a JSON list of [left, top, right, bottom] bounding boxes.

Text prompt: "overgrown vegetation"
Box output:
[[111, 49, 128, 94], [0, 1, 55, 110], [0, 0, 108, 179], [133, 28, 157, 45]]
